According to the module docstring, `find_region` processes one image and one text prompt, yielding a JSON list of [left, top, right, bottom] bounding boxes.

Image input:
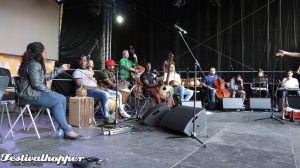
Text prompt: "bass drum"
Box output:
[[159, 85, 174, 100]]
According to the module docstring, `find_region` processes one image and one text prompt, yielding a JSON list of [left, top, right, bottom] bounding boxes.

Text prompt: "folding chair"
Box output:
[[0, 76, 14, 137], [5, 77, 56, 139]]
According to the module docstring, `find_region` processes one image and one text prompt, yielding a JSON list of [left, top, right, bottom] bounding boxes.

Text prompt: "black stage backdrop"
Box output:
[[112, 0, 300, 72], [54, 0, 300, 96]]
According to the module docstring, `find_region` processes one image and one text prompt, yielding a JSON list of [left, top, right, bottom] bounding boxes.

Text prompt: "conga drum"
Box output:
[[108, 97, 120, 119], [119, 88, 131, 104]]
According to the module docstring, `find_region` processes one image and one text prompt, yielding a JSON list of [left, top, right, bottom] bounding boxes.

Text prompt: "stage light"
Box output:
[[116, 15, 124, 24]]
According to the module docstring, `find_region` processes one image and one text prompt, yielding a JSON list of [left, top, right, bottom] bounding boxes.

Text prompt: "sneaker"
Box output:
[[104, 116, 116, 124], [120, 112, 131, 118]]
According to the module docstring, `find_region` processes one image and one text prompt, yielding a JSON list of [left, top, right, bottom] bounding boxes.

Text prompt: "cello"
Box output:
[[214, 77, 231, 99]]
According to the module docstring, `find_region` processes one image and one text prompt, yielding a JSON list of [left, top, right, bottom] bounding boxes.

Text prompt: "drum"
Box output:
[[188, 78, 201, 87], [108, 97, 120, 119], [119, 88, 131, 104], [181, 79, 188, 86]]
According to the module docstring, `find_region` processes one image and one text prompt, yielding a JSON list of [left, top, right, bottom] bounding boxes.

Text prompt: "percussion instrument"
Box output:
[[108, 96, 121, 119], [76, 85, 87, 97], [169, 80, 180, 86], [119, 88, 131, 104]]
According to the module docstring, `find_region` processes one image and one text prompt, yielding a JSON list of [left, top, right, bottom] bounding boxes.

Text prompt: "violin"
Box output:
[[214, 77, 231, 99]]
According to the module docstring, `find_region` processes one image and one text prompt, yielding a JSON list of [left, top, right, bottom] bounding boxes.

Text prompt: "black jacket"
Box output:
[[18, 60, 64, 100]]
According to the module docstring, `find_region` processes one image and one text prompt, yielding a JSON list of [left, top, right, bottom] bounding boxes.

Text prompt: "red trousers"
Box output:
[[147, 87, 173, 107]]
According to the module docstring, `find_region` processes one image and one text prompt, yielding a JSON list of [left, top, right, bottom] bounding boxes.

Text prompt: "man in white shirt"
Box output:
[[163, 63, 193, 102], [281, 70, 300, 98]]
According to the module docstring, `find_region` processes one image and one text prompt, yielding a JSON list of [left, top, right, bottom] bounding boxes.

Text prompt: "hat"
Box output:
[[105, 59, 117, 66]]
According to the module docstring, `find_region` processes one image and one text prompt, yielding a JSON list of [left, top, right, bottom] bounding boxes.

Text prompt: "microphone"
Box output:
[[174, 24, 187, 34]]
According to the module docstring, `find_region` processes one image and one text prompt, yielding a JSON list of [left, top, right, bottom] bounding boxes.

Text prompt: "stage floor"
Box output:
[[0, 110, 299, 168]]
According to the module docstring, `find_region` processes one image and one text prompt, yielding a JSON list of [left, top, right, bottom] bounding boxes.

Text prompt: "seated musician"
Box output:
[[72, 56, 130, 124], [202, 67, 219, 102], [97, 59, 131, 118], [281, 70, 300, 98], [141, 62, 173, 106], [119, 50, 137, 86], [163, 63, 194, 102], [229, 74, 246, 102], [251, 69, 269, 97]]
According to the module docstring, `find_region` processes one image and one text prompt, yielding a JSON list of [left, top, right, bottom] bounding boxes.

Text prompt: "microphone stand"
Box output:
[[87, 39, 98, 59], [255, 57, 284, 124], [114, 66, 119, 128], [177, 31, 207, 147]]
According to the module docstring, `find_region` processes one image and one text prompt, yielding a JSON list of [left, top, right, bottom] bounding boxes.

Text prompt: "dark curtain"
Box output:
[[112, 0, 300, 75], [53, 0, 104, 96], [54, 0, 300, 96]]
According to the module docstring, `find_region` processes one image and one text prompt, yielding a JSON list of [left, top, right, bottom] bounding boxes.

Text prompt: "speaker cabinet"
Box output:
[[223, 98, 244, 110], [249, 98, 271, 110], [159, 105, 207, 136], [182, 101, 202, 108], [142, 103, 170, 127]]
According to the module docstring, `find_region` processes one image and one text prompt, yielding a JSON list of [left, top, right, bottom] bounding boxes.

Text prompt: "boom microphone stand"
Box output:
[[255, 57, 284, 124], [176, 28, 207, 147]]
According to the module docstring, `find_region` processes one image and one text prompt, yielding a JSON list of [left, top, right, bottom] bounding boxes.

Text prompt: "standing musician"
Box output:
[[251, 69, 269, 98], [202, 67, 219, 102], [229, 74, 246, 102], [280, 70, 300, 98], [276, 50, 300, 58], [163, 63, 194, 102], [119, 50, 137, 86], [141, 62, 173, 106]]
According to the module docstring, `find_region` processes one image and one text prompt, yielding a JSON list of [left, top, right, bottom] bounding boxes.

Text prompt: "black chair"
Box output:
[[287, 96, 300, 122], [0, 76, 14, 137]]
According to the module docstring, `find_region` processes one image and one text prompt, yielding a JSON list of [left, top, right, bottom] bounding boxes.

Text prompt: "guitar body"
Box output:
[[214, 78, 230, 99]]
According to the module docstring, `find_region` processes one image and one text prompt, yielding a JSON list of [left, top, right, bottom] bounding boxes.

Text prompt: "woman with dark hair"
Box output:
[[18, 42, 81, 140]]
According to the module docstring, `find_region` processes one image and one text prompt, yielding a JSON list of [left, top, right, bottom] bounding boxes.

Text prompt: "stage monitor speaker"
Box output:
[[142, 103, 170, 127], [182, 101, 202, 108], [159, 105, 207, 136], [249, 98, 271, 110], [287, 96, 300, 110], [223, 98, 244, 110]]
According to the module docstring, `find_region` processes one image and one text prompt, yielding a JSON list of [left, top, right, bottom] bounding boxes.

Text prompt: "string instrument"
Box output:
[[129, 46, 144, 98], [159, 52, 174, 100], [214, 77, 230, 99], [129, 46, 145, 78]]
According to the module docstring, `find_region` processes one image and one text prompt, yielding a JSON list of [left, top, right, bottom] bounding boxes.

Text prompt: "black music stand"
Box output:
[[255, 57, 284, 124]]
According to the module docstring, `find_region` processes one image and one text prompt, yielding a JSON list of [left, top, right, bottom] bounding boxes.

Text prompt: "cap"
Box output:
[[105, 59, 117, 66]]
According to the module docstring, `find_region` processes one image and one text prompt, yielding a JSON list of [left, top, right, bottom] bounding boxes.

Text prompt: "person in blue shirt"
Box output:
[[202, 67, 219, 102]]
